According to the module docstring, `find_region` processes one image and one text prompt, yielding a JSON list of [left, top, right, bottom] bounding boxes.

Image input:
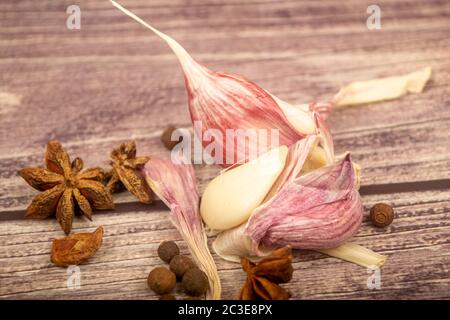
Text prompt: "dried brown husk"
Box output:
[[51, 226, 104, 267]]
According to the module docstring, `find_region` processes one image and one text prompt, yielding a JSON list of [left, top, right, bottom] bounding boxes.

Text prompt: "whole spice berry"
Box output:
[[158, 241, 180, 263], [18, 140, 114, 234], [370, 203, 394, 228], [182, 268, 208, 297], [147, 267, 176, 295], [169, 255, 195, 279], [161, 126, 183, 150]]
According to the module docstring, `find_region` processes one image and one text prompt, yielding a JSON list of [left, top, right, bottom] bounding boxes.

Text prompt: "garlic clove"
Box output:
[[200, 146, 288, 230], [334, 67, 432, 107]]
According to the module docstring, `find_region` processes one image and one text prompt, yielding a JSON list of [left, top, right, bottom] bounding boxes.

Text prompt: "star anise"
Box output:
[[18, 140, 114, 234], [239, 246, 293, 300], [51, 226, 104, 267], [106, 141, 152, 203]]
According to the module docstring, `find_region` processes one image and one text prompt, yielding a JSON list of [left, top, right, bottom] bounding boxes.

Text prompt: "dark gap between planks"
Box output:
[[0, 179, 449, 221]]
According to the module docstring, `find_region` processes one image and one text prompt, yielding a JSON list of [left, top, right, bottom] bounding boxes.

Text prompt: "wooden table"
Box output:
[[1, 0, 449, 300]]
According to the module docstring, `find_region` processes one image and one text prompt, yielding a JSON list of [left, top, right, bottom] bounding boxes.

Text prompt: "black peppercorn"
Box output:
[[158, 241, 180, 263], [370, 203, 394, 227]]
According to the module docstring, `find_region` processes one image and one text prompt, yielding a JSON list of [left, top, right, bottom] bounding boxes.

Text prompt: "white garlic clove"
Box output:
[[200, 146, 288, 230]]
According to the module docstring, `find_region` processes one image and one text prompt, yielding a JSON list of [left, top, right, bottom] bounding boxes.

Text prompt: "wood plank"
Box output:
[[0, 189, 448, 299], [1, 114, 449, 211], [1, 0, 449, 300]]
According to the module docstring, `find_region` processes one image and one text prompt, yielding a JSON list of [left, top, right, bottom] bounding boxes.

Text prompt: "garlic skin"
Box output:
[[212, 224, 273, 263], [110, 0, 328, 166], [246, 154, 362, 250], [334, 67, 432, 107], [201, 146, 288, 230]]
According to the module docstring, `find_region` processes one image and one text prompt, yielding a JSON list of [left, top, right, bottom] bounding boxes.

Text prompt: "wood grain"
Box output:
[[0, 0, 449, 300]]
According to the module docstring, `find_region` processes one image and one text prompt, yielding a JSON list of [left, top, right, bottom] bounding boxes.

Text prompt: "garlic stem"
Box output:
[[318, 243, 387, 268], [110, 0, 203, 79]]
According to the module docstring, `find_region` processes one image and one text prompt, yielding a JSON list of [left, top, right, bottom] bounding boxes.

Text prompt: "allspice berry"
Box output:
[[161, 126, 182, 150], [147, 266, 176, 295], [169, 255, 195, 279], [182, 268, 208, 297], [158, 241, 180, 263], [370, 203, 394, 228], [159, 294, 176, 300]]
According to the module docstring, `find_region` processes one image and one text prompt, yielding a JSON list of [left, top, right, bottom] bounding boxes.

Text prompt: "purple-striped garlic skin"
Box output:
[[185, 67, 308, 165], [109, 0, 322, 166], [245, 154, 362, 250]]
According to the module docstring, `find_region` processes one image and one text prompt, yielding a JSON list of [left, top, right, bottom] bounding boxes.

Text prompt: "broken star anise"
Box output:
[[106, 141, 152, 203], [51, 226, 104, 267], [239, 246, 293, 300], [18, 140, 114, 235]]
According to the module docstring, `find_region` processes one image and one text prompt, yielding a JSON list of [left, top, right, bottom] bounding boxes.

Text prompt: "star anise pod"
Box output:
[[18, 140, 114, 234], [239, 246, 293, 300], [51, 226, 104, 267], [106, 141, 152, 203]]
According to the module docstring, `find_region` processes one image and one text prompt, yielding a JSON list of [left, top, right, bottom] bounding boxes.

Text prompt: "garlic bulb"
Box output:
[[200, 146, 288, 230]]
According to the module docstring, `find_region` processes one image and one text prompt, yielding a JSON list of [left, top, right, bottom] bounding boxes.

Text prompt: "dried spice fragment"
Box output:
[[18, 140, 114, 234], [107, 141, 152, 203], [51, 226, 104, 267], [239, 246, 293, 300]]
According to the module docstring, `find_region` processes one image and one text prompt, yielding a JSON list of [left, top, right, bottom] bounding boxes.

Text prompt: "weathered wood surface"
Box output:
[[0, 0, 449, 299]]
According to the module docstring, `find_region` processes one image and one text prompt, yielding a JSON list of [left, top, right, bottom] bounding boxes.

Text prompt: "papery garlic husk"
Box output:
[[110, 0, 331, 166], [318, 243, 386, 268], [142, 156, 221, 300], [334, 67, 432, 107], [246, 154, 362, 250]]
